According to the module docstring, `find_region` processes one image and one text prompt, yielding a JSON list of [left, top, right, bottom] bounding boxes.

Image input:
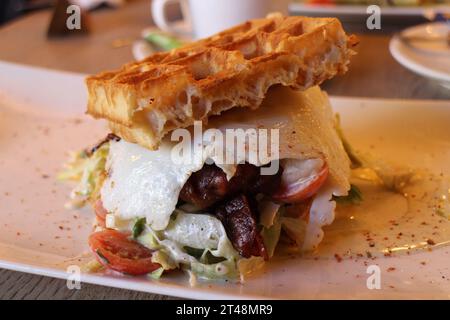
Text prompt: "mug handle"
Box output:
[[151, 0, 192, 36]]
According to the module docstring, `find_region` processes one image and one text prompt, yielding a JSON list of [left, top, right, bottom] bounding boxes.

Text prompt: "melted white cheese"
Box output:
[[302, 180, 339, 251], [101, 140, 204, 230]]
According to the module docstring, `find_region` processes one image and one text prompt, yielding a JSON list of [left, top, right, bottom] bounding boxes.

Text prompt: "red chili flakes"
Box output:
[[16, 232, 21, 236], [58, 226, 64, 230], [420, 261, 427, 265], [427, 239, 436, 245], [387, 267, 396, 272], [41, 127, 50, 135], [334, 254, 342, 263], [41, 174, 50, 179], [389, 220, 399, 226]]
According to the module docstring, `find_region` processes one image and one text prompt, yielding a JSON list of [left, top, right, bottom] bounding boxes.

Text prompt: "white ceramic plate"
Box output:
[[289, 3, 450, 16], [0, 61, 449, 299], [390, 22, 450, 88]]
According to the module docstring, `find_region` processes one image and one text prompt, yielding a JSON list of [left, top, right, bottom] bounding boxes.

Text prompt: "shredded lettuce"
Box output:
[[261, 223, 281, 258], [355, 153, 416, 192], [132, 217, 146, 238], [190, 260, 238, 280], [333, 184, 363, 204], [261, 211, 282, 258], [335, 113, 415, 193], [147, 267, 164, 280], [163, 211, 238, 262], [81, 259, 104, 273], [280, 216, 307, 246], [58, 143, 109, 208], [57, 150, 89, 181], [259, 200, 281, 228], [150, 250, 177, 270], [137, 231, 161, 250], [137, 210, 241, 280], [184, 246, 205, 260]]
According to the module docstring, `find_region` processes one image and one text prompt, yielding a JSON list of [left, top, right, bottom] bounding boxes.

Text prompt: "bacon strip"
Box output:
[[215, 194, 268, 259]]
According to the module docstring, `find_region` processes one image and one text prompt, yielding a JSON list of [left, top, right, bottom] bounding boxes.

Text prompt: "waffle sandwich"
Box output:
[[61, 14, 358, 281]]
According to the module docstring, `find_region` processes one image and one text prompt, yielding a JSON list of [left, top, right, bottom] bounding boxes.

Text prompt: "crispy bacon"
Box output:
[[179, 164, 229, 209], [179, 163, 282, 209], [215, 194, 268, 259]]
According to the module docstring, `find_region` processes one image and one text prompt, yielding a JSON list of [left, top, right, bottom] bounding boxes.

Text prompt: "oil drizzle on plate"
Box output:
[[305, 172, 450, 261]]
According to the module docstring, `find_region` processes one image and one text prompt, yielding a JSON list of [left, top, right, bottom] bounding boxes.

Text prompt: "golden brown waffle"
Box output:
[[86, 14, 357, 149]]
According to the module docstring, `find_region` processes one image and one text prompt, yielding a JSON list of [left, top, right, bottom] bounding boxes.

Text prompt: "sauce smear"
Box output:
[[306, 173, 450, 260]]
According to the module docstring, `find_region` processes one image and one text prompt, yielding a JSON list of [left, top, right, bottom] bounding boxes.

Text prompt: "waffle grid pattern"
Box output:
[[86, 15, 357, 149]]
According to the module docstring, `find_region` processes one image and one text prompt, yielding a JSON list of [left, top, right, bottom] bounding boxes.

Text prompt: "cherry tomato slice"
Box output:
[[94, 200, 108, 228], [89, 229, 161, 275], [272, 161, 329, 203]]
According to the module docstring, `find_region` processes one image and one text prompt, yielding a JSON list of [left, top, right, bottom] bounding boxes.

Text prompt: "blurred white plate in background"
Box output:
[[390, 22, 450, 88], [289, 3, 450, 17]]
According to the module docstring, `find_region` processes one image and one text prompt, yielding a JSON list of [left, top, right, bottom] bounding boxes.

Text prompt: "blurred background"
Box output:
[[0, 0, 449, 99], [1, 0, 447, 27]]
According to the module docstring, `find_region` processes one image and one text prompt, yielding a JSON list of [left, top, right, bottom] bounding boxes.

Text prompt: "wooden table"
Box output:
[[0, 0, 449, 300]]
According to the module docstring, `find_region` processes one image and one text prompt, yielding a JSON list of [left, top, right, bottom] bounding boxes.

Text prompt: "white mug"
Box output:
[[151, 0, 274, 39]]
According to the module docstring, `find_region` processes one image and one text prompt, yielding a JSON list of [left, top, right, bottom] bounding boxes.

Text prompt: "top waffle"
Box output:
[[86, 14, 357, 149]]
